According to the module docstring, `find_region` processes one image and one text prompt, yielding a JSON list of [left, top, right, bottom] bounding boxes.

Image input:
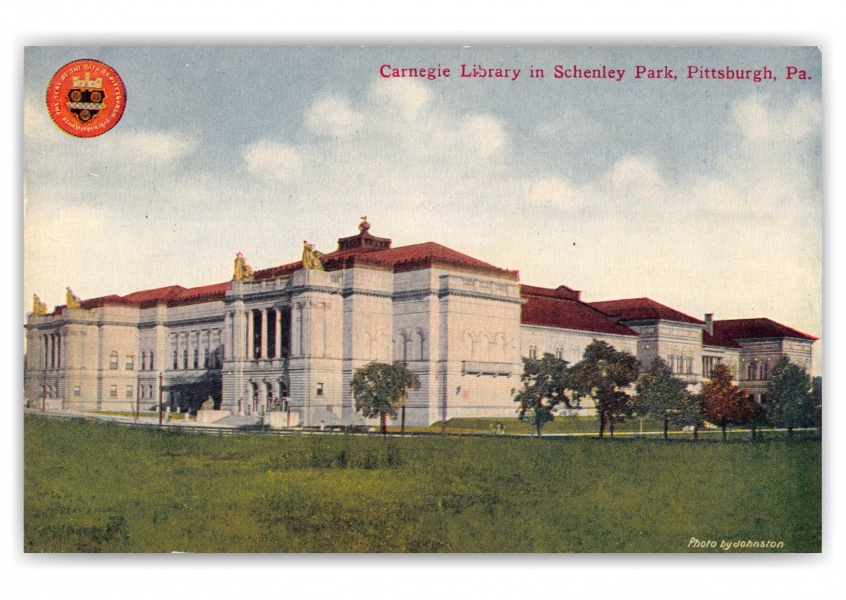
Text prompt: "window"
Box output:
[[126, 354, 135, 370], [141, 351, 147, 371], [73, 386, 80, 396], [126, 385, 133, 398], [528, 345, 538, 359], [109, 385, 118, 398], [173, 350, 178, 370], [193, 348, 199, 369], [149, 351, 154, 371], [747, 363, 756, 381], [109, 351, 119, 370], [182, 349, 188, 370], [760, 362, 768, 380], [204, 348, 210, 368], [316, 383, 324, 396]]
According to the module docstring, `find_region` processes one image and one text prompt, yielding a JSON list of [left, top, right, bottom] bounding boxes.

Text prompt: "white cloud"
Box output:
[[242, 140, 303, 182], [731, 94, 822, 143], [369, 78, 431, 119], [460, 115, 507, 158], [305, 96, 363, 137], [527, 177, 584, 209], [110, 130, 198, 164]]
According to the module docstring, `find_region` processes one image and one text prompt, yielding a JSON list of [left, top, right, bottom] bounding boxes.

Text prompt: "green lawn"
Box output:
[[24, 415, 821, 553]]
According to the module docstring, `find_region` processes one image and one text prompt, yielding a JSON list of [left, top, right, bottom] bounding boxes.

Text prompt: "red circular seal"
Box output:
[[46, 59, 126, 137]]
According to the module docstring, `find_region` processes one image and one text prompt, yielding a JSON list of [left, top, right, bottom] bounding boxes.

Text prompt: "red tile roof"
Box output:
[[702, 330, 741, 349], [520, 284, 581, 301], [713, 318, 818, 342], [588, 297, 704, 325], [521, 287, 639, 337], [168, 282, 232, 307]]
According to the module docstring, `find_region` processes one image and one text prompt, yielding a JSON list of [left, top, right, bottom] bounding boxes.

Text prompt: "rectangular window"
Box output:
[[126, 386, 133, 398], [149, 351, 155, 371], [109, 385, 117, 398], [109, 352, 119, 370], [316, 383, 324, 396], [73, 386, 81, 396], [126, 354, 135, 370]]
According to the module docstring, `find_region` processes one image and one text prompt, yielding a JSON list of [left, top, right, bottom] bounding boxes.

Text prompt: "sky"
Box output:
[[23, 46, 822, 373]]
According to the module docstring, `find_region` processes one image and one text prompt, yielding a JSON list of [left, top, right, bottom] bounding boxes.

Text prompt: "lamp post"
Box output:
[[158, 372, 164, 425]]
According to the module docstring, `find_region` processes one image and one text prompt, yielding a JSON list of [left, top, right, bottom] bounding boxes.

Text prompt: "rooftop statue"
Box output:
[[302, 240, 324, 271], [233, 252, 254, 281], [32, 294, 48, 316], [66, 287, 81, 309]]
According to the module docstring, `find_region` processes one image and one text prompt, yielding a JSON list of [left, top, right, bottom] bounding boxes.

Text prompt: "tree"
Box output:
[[810, 376, 822, 430], [635, 357, 697, 440], [567, 340, 639, 438], [701, 364, 760, 441], [351, 362, 420, 435], [767, 356, 813, 440], [513, 353, 572, 437]]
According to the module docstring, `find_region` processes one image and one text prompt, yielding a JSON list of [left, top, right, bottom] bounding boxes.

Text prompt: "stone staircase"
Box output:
[[211, 415, 263, 429]]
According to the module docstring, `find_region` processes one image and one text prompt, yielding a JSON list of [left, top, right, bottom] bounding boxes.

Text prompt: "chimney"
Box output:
[[704, 313, 714, 335]]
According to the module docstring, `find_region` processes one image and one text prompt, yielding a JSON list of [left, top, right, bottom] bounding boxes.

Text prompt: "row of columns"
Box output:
[[170, 328, 223, 370], [42, 332, 62, 369], [244, 306, 291, 360]]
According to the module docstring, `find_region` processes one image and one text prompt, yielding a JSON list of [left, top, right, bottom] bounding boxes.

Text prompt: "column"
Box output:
[[56, 333, 61, 369], [246, 310, 254, 359], [260, 308, 268, 360], [275, 308, 282, 359]]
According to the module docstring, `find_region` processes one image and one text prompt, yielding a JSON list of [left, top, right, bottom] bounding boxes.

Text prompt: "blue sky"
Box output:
[[23, 46, 822, 372]]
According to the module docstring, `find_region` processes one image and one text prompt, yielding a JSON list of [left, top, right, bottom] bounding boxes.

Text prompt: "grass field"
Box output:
[[24, 415, 821, 553]]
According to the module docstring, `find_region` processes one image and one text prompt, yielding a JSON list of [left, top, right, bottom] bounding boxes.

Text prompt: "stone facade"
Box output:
[[24, 221, 817, 423]]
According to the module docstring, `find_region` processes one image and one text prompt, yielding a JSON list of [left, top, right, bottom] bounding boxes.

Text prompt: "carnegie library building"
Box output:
[[24, 219, 817, 427]]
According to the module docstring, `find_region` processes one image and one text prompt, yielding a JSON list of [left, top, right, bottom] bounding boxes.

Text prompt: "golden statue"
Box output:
[[302, 240, 324, 271], [66, 287, 81, 309], [233, 252, 254, 281], [32, 294, 47, 316]]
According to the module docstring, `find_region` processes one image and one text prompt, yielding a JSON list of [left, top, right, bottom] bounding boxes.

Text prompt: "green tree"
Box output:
[[351, 362, 420, 435], [513, 353, 572, 437], [635, 357, 697, 440], [568, 340, 639, 438], [702, 364, 760, 441], [810, 376, 822, 430], [767, 356, 813, 440]]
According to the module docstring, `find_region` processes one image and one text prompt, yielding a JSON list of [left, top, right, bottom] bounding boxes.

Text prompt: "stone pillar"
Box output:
[[275, 308, 282, 360], [260, 308, 268, 360], [246, 309, 254, 359]]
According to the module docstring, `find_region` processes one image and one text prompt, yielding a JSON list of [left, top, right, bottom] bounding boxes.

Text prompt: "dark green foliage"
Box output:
[[767, 356, 815, 438], [24, 416, 821, 553], [351, 362, 421, 434], [702, 364, 761, 440], [513, 353, 572, 437], [636, 357, 700, 439], [567, 340, 639, 437], [810, 376, 822, 429]]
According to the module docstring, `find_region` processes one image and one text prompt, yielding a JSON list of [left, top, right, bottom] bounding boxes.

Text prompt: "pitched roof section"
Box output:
[[702, 330, 741, 349], [521, 286, 639, 337], [316, 241, 519, 280], [588, 297, 704, 325], [70, 282, 232, 311], [713, 318, 818, 342], [168, 282, 232, 307]]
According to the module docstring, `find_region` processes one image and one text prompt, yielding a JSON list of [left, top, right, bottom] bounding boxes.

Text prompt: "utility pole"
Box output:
[[158, 372, 164, 425]]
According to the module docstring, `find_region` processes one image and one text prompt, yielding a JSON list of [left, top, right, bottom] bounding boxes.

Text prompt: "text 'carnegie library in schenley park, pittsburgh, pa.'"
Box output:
[[25, 217, 817, 429]]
